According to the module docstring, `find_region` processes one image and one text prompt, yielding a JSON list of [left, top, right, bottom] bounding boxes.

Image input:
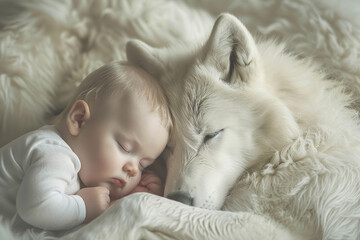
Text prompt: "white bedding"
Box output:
[[0, 0, 359, 239]]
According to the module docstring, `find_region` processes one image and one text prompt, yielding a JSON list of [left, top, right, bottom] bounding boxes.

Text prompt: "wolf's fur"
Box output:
[[127, 14, 360, 239]]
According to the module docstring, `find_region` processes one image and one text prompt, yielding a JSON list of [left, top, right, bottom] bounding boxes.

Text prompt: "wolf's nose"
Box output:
[[167, 191, 194, 206]]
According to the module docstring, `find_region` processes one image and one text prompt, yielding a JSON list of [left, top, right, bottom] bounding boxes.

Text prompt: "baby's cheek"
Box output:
[[134, 173, 142, 185], [97, 148, 118, 166], [96, 139, 117, 163]]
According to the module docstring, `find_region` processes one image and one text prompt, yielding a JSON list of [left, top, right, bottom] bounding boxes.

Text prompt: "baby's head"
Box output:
[[57, 61, 172, 199]]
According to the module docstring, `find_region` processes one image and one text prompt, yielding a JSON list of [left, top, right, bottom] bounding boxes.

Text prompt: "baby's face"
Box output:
[[75, 92, 168, 199]]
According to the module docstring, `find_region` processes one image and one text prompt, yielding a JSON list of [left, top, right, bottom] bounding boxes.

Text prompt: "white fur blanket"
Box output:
[[1, 0, 359, 239]]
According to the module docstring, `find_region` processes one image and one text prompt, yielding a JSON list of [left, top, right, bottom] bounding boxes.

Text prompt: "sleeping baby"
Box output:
[[0, 61, 171, 231]]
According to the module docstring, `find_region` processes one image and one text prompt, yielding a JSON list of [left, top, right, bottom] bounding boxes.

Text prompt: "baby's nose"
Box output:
[[123, 162, 139, 177]]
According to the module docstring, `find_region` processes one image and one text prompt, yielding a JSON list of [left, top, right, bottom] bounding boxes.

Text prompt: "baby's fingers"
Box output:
[[141, 173, 161, 185], [146, 182, 164, 196]]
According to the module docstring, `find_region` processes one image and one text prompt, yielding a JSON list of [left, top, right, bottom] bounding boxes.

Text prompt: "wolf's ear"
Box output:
[[126, 40, 163, 77], [203, 14, 260, 85]]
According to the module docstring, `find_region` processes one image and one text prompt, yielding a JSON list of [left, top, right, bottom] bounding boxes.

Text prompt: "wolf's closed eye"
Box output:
[[204, 129, 224, 143]]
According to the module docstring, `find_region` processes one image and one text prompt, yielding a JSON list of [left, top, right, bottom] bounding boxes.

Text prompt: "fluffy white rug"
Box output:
[[0, 0, 359, 239]]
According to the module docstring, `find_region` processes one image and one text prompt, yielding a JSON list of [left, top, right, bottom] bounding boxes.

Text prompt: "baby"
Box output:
[[0, 61, 172, 231]]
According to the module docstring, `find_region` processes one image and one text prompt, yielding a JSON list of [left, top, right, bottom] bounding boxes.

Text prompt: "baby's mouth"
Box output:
[[112, 178, 126, 188]]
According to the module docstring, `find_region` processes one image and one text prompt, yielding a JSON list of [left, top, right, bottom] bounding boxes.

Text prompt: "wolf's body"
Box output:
[[126, 14, 360, 239]]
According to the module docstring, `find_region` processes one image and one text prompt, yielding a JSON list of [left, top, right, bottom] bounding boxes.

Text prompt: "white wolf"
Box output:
[[126, 13, 360, 239]]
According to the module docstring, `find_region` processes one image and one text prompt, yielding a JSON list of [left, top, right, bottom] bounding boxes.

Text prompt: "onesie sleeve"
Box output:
[[16, 143, 86, 231]]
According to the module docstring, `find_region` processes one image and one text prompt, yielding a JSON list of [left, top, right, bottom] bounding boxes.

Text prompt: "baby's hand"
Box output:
[[76, 186, 110, 223], [131, 170, 164, 196]]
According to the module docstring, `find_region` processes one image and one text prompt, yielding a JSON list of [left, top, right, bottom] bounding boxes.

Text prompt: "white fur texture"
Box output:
[[0, 0, 359, 239]]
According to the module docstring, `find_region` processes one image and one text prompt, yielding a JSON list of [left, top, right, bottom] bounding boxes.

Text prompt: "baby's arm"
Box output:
[[76, 186, 110, 223], [16, 149, 87, 231], [130, 170, 164, 196]]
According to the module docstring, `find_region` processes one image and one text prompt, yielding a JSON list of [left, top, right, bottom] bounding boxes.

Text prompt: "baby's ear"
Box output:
[[66, 100, 90, 136]]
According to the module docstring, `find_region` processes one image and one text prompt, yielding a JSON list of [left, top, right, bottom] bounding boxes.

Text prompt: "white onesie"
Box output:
[[0, 125, 86, 231]]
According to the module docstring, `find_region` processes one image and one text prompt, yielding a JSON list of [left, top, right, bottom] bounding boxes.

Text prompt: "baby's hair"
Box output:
[[56, 61, 172, 131]]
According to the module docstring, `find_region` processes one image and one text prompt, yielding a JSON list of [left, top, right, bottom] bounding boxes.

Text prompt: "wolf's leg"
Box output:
[[59, 193, 302, 240]]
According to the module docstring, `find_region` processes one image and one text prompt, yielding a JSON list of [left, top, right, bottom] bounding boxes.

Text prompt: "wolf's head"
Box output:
[[126, 14, 299, 210]]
